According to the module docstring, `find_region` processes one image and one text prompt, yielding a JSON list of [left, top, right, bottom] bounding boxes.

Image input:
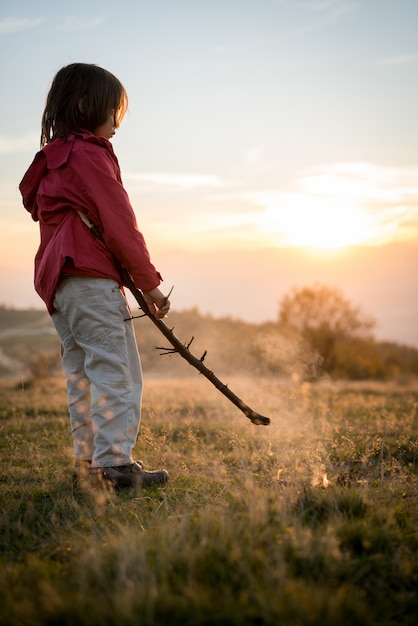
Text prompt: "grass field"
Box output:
[[0, 374, 417, 625]]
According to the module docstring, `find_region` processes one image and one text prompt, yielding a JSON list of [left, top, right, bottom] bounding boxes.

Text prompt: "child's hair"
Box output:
[[41, 63, 128, 148]]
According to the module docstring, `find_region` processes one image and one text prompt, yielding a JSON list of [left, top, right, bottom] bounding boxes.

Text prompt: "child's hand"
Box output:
[[143, 287, 171, 319]]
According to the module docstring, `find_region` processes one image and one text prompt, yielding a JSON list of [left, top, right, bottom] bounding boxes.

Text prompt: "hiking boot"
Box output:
[[89, 461, 169, 491], [72, 459, 92, 487]]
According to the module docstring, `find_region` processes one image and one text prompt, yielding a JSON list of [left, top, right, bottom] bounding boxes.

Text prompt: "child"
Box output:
[[19, 63, 170, 490]]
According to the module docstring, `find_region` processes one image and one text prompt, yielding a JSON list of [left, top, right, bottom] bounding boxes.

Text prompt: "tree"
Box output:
[[278, 284, 376, 374]]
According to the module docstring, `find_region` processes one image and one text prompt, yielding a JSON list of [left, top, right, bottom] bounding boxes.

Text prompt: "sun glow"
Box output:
[[263, 196, 373, 248], [251, 162, 415, 250], [258, 193, 377, 249], [133, 161, 418, 252]]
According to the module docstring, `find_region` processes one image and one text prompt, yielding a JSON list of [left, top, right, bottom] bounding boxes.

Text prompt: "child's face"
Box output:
[[94, 112, 116, 140]]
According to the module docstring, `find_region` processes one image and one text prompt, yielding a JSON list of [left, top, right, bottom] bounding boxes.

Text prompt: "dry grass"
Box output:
[[0, 375, 417, 625]]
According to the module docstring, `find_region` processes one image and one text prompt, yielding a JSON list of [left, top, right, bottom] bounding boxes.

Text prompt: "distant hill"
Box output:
[[0, 306, 58, 378], [3, 242, 418, 348], [1, 305, 417, 381]]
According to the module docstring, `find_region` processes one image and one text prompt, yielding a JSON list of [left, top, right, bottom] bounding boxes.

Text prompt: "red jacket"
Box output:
[[19, 131, 161, 313]]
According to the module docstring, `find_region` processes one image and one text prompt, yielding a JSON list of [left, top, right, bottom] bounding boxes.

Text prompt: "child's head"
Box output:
[[41, 63, 128, 147]]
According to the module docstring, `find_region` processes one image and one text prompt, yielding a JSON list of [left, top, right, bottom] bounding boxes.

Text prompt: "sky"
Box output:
[[1, 0, 418, 346]]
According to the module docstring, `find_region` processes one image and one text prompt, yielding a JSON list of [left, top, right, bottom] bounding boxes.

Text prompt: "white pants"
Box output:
[[52, 276, 142, 468]]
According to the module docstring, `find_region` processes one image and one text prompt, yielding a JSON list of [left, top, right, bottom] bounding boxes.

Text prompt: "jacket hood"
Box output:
[[19, 138, 77, 221], [19, 133, 113, 221], [19, 150, 47, 221]]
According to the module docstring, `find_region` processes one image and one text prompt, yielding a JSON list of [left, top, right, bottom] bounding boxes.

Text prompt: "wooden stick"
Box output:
[[126, 278, 270, 426], [76, 211, 270, 426]]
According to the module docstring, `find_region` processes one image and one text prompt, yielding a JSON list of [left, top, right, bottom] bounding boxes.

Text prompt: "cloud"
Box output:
[[301, 162, 418, 201], [124, 172, 223, 191], [377, 53, 418, 66], [122, 162, 418, 251], [0, 134, 39, 155], [142, 161, 418, 248], [242, 162, 418, 247], [0, 15, 105, 36], [56, 16, 106, 32], [0, 17, 44, 35]]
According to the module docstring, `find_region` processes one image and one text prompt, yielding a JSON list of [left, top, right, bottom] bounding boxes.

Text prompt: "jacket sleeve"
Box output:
[[71, 142, 162, 292]]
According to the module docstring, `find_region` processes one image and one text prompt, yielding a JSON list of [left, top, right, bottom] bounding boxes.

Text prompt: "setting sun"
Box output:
[[256, 192, 377, 249], [249, 162, 414, 250]]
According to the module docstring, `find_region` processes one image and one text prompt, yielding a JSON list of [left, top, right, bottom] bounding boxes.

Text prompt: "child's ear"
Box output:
[[78, 98, 84, 113]]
